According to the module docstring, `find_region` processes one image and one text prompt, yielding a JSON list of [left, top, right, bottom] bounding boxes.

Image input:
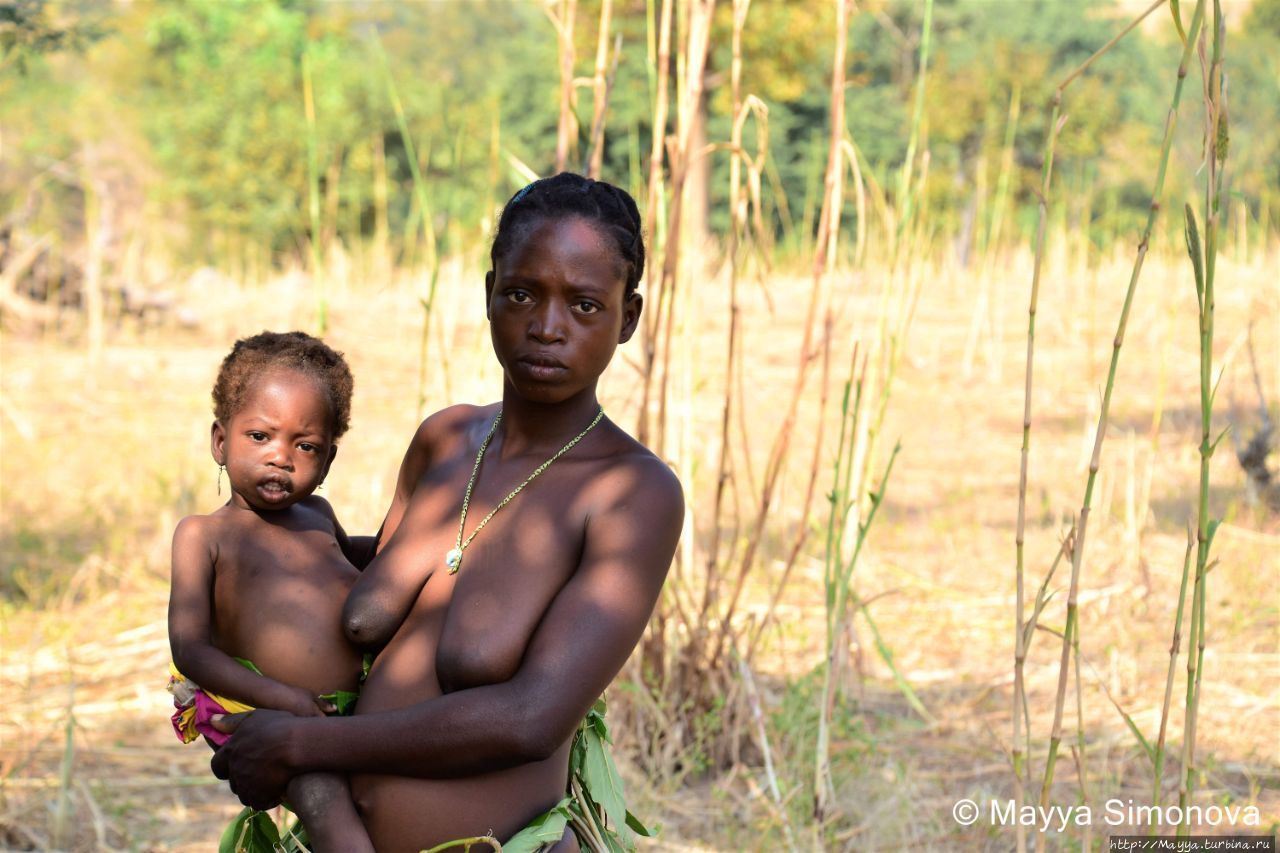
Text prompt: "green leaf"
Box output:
[[1118, 705, 1156, 766], [1208, 425, 1231, 456], [218, 808, 255, 853], [502, 798, 572, 853], [219, 809, 283, 853], [245, 811, 282, 852], [1205, 519, 1221, 552], [578, 726, 630, 843], [1184, 204, 1204, 310], [319, 689, 360, 717], [233, 658, 264, 676], [1170, 0, 1188, 46], [624, 810, 658, 838]]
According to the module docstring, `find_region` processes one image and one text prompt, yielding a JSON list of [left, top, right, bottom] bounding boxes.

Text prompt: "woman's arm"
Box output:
[[168, 517, 328, 718], [342, 409, 455, 649], [306, 495, 378, 570], [211, 454, 683, 808]]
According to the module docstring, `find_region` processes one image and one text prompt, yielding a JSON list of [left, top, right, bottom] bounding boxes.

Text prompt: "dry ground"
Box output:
[[1, 239, 1277, 851]]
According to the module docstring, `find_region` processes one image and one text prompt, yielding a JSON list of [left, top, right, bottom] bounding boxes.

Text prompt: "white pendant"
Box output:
[[445, 547, 462, 573]]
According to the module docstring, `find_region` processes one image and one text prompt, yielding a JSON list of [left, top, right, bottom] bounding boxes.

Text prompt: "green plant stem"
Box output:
[[1180, 4, 1226, 831], [1038, 0, 1205, 834], [375, 37, 439, 419], [1013, 91, 1062, 853], [302, 49, 325, 334], [1151, 526, 1195, 825], [894, 0, 933, 259]]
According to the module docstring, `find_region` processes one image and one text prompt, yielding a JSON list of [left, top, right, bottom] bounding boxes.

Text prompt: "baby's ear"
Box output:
[[210, 420, 227, 465], [320, 443, 338, 484]]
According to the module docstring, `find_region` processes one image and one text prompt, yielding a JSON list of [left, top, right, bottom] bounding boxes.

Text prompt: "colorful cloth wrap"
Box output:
[[168, 662, 255, 747]]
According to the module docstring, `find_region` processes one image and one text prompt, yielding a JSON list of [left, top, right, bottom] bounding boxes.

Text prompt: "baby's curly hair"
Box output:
[[212, 331, 353, 440]]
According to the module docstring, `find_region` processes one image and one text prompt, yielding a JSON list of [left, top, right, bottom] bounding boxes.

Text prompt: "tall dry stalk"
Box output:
[[649, 0, 714, 458], [702, 0, 757, 616], [547, 0, 579, 174], [1036, 4, 1205, 844], [585, 0, 615, 179], [809, 0, 855, 829]]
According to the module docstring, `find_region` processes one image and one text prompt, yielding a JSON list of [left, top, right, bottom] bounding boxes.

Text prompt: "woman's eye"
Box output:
[[507, 290, 532, 304]]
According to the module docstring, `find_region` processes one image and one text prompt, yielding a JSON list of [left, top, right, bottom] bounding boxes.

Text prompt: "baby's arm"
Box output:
[[286, 774, 373, 853], [167, 516, 329, 718]]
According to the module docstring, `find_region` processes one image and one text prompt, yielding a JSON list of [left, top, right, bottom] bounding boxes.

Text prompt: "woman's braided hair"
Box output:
[[490, 172, 645, 295], [212, 331, 354, 440]]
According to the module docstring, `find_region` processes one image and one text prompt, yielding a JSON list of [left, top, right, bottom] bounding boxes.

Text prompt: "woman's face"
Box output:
[[485, 216, 641, 405]]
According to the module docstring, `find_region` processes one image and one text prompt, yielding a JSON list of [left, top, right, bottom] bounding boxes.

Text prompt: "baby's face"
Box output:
[[212, 368, 336, 512]]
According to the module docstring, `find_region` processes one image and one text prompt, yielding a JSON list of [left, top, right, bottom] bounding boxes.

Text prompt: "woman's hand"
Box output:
[[208, 710, 298, 810]]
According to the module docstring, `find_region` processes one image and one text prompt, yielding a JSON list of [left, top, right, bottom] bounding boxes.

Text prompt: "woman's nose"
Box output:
[[529, 302, 567, 343]]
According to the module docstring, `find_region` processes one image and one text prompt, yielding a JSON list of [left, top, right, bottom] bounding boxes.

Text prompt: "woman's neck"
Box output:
[[495, 383, 603, 459]]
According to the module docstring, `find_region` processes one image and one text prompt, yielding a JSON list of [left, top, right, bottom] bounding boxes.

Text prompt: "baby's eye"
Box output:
[[248, 431, 268, 442], [572, 301, 600, 315], [297, 442, 318, 453]]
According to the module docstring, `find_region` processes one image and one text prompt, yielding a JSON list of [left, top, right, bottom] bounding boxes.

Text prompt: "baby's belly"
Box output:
[[350, 743, 572, 853], [215, 559, 362, 695]]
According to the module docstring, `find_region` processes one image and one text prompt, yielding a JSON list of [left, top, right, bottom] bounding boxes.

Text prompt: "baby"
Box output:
[[167, 331, 373, 852]]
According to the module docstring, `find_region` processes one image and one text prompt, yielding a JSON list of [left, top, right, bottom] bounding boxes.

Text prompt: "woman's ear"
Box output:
[[619, 291, 643, 343], [210, 421, 227, 466], [484, 270, 495, 320]]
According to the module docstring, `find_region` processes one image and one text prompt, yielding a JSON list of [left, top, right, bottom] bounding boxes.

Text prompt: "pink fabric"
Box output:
[[171, 689, 233, 746]]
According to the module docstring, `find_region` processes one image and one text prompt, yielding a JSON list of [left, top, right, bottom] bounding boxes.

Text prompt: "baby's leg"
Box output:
[[286, 772, 373, 853]]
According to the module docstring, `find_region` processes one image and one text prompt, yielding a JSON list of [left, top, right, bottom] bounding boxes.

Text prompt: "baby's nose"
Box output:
[[266, 442, 293, 468]]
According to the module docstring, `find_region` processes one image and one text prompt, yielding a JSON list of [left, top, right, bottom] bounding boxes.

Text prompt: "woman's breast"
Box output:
[[358, 529, 578, 709]]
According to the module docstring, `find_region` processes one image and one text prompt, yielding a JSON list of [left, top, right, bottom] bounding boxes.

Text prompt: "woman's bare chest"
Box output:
[[362, 464, 589, 703]]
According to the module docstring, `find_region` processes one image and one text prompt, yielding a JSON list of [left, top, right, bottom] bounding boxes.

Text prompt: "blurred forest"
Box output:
[[3, 0, 1278, 288], [2, 1, 1279, 850]]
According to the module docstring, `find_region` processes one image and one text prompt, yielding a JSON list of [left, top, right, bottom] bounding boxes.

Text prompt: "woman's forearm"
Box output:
[[291, 679, 571, 779]]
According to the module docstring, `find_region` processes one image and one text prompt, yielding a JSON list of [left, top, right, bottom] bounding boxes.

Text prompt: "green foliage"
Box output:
[[0, 0, 106, 72], [1, 0, 1277, 271], [136, 0, 323, 250]]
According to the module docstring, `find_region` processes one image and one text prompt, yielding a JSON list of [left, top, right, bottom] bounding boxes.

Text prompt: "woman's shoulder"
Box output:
[[408, 402, 500, 451], [587, 422, 684, 513]]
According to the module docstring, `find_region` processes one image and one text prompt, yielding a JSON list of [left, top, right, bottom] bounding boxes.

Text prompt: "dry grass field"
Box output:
[[2, 237, 1277, 850]]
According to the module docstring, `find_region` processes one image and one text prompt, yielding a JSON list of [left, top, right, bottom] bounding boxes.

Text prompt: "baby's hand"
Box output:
[[283, 687, 328, 718]]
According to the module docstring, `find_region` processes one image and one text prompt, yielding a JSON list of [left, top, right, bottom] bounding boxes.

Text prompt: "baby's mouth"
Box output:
[[257, 475, 292, 499]]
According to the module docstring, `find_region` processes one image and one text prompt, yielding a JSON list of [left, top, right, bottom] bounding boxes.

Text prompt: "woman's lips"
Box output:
[[518, 354, 567, 381]]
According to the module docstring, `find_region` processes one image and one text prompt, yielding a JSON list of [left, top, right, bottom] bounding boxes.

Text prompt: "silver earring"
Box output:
[[217, 464, 225, 495]]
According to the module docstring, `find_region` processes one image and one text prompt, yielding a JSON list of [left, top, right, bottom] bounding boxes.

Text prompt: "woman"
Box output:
[[211, 174, 683, 852]]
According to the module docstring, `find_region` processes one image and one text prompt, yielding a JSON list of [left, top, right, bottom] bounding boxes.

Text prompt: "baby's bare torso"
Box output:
[[208, 500, 363, 696]]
